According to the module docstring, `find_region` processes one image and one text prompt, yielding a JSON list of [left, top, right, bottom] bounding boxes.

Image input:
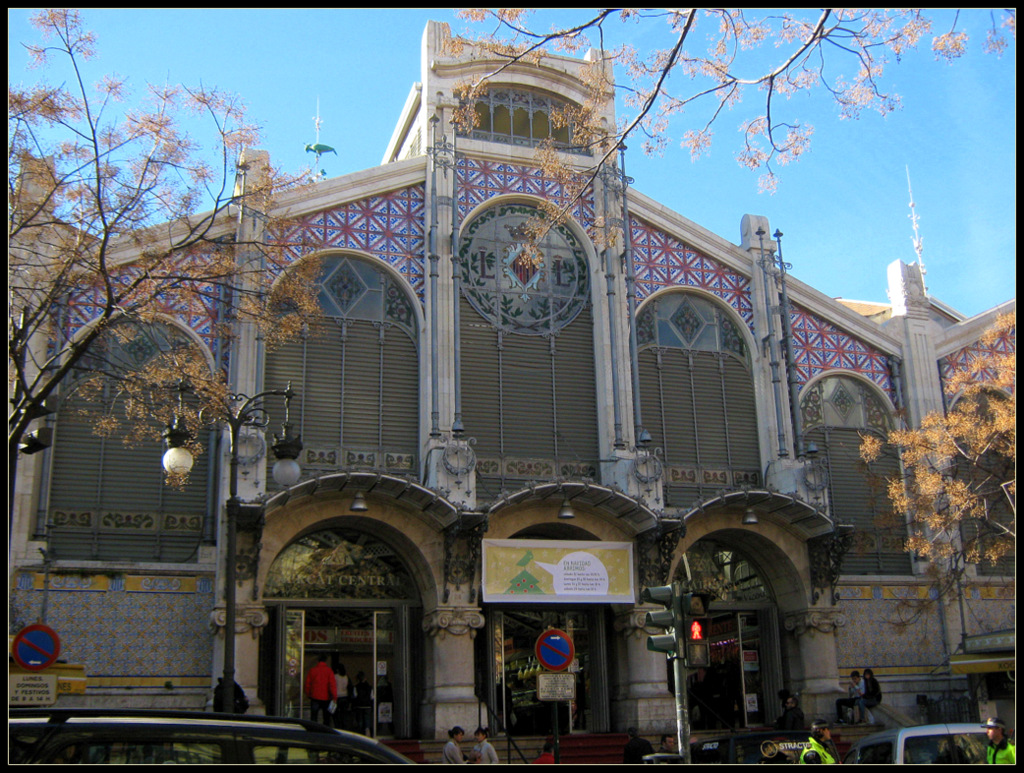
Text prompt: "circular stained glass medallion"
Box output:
[[459, 203, 590, 334]]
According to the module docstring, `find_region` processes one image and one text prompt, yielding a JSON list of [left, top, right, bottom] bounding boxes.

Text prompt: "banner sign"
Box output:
[[482, 539, 635, 604]]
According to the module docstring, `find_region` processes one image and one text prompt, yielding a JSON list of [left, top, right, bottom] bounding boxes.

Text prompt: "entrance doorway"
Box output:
[[678, 538, 783, 730], [259, 525, 421, 738], [479, 608, 609, 735]]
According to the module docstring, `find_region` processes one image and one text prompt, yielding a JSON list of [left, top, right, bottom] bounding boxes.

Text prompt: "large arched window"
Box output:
[[801, 374, 907, 574], [47, 320, 212, 562], [458, 202, 599, 496], [459, 88, 587, 155], [264, 255, 420, 481], [637, 292, 761, 507]]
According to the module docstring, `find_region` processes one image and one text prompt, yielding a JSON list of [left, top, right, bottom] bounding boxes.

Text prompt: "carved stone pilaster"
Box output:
[[442, 516, 487, 604], [783, 609, 847, 637], [422, 607, 485, 640], [210, 605, 270, 639]]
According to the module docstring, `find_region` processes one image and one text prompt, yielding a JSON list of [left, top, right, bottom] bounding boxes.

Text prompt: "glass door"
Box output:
[[490, 608, 607, 736]]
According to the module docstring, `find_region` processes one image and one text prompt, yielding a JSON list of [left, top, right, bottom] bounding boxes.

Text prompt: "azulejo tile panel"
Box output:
[[455, 157, 596, 227], [939, 327, 1016, 390], [790, 305, 894, 398], [11, 573, 215, 680], [629, 217, 754, 329], [274, 185, 427, 301]]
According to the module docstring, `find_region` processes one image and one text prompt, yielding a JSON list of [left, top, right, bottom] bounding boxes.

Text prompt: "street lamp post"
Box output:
[[163, 382, 302, 707]]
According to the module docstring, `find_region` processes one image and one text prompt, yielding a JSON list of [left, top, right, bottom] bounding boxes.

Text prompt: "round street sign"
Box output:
[[535, 628, 575, 672], [12, 623, 61, 671]]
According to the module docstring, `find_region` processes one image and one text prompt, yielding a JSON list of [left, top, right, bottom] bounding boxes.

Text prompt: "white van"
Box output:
[[842, 723, 988, 764]]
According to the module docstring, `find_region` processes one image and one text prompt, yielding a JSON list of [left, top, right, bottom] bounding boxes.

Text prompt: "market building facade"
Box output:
[[10, 21, 1014, 737]]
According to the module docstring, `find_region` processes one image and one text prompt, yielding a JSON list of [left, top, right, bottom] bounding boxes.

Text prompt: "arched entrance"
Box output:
[[259, 524, 423, 738], [675, 536, 786, 730]]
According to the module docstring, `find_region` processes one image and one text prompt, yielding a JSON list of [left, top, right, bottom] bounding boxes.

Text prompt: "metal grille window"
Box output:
[[636, 293, 761, 507], [801, 375, 909, 575], [264, 256, 419, 482], [459, 88, 587, 154], [47, 321, 211, 562], [458, 203, 599, 496]]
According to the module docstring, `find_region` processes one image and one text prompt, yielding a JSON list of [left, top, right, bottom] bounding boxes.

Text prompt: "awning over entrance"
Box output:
[[952, 629, 1016, 674], [265, 471, 461, 528], [680, 489, 836, 539], [488, 480, 661, 532]]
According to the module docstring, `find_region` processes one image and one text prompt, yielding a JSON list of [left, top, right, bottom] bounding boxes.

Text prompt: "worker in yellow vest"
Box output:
[[800, 719, 839, 764], [983, 717, 1016, 764]]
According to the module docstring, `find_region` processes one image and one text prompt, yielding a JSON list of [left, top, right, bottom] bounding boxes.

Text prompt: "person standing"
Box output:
[[333, 663, 351, 730], [983, 717, 1016, 764], [531, 741, 556, 764], [442, 726, 467, 764], [776, 694, 806, 730], [800, 719, 839, 764], [304, 655, 337, 725], [623, 727, 654, 763], [861, 668, 882, 724], [472, 727, 499, 764], [352, 671, 374, 736]]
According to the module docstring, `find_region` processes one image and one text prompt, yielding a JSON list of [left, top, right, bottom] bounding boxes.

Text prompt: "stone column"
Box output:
[[612, 607, 676, 733], [783, 608, 847, 721], [421, 607, 485, 738]]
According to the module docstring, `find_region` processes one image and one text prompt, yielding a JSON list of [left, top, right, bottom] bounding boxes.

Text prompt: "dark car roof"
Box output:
[[9, 708, 412, 764]]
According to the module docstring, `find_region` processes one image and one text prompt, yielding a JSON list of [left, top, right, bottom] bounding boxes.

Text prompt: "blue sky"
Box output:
[[9, 8, 1015, 319]]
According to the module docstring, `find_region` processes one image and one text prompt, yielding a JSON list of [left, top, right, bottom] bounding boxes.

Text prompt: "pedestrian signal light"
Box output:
[[689, 619, 705, 641]]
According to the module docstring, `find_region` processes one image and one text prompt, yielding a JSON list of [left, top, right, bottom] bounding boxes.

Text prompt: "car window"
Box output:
[[9, 724, 51, 763], [53, 739, 223, 764], [951, 732, 988, 764], [690, 738, 728, 764], [252, 743, 385, 764], [857, 741, 893, 764], [904, 734, 957, 764]]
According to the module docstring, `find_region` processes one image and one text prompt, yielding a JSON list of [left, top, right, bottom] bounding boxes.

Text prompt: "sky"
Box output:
[[8, 8, 1016, 319]]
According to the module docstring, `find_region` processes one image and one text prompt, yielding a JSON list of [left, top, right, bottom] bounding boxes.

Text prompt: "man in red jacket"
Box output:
[[304, 655, 337, 725]]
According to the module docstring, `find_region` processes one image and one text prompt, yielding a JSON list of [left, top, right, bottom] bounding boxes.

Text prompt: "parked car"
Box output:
[[842, 723, 988, 764], [9, 708, 414, 764], [689, 730, 812, 764]]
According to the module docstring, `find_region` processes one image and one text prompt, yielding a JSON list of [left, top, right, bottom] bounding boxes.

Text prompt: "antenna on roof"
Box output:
[[305, 97, 337, 182], [906, 166, 926, 274]]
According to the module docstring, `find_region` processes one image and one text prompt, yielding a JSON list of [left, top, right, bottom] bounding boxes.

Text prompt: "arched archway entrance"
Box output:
[[675, 535, 788, 730], [259, 524, 423, 738]]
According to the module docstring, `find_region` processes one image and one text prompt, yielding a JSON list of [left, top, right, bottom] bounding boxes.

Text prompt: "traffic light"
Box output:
[[641, 582, 683, 655], [682, 593, 712, 667]]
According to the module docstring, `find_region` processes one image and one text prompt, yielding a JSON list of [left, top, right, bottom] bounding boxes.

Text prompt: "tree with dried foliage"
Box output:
[[861, 312, 1015, 624], [8, 9, 319, 495], [453, 9, 1015, 197]]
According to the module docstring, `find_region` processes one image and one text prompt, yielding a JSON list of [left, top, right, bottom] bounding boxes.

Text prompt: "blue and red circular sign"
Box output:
[[12, 624, 61, 671], [535, 628, 575, 672]]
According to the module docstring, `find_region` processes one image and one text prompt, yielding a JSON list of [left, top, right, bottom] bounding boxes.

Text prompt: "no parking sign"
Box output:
[[534, 628, 574, 672], [12, 624, 61, 671]]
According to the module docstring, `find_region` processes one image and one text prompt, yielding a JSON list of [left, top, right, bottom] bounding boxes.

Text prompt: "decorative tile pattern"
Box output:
[[62, 248, 228, 367], [790, 305, 894, 398], [938, 326, 1016, 392], [455, 157, 596, 227], [274, 185, 427, 300], [11, 579, 215, 680], [628, 217, 755, 328]]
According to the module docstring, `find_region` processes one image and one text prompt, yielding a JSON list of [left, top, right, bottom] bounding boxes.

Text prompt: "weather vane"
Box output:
[[305, 97, 336, 182]]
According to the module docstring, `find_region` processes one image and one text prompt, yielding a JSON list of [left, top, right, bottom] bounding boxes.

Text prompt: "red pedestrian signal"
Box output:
[[689, 619, 704, 641]]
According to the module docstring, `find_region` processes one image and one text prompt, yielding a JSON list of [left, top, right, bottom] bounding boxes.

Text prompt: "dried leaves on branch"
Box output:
[[454, 8, 1014, 193], [862, 313, 1015, 586], [9, 9, 319, 464]]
